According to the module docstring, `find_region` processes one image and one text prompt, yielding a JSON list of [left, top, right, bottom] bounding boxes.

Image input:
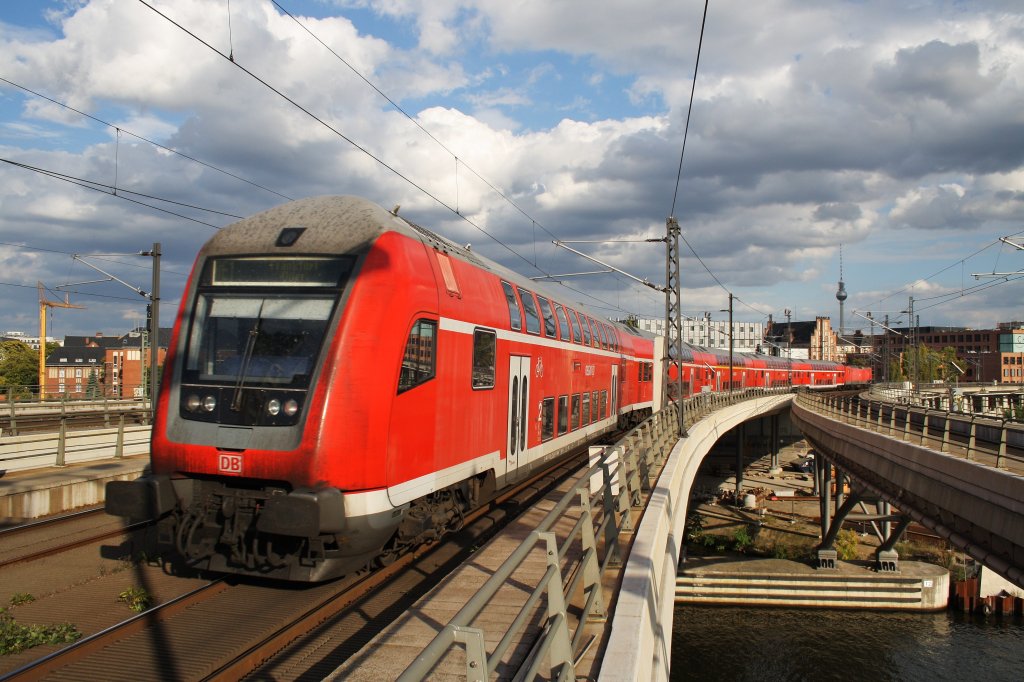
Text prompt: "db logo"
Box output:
[[218, 453, 243, 475]]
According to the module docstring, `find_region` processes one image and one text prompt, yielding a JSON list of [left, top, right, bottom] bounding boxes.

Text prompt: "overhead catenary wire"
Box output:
[[138, 0, 659, 320], [136, 0, 545, 273], [0, 76, 293, 202], [666, 0, 736, 305]]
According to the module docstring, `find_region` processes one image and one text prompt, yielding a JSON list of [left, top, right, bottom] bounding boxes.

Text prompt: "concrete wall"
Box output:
[[600, 394, 793, 682]]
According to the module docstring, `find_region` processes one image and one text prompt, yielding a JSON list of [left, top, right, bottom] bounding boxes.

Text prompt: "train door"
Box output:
[[506, 356, 530, 476], [611, 364, 619, 418]]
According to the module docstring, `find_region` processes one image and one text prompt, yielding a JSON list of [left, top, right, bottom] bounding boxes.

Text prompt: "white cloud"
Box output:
[[1, 0, 1023, 336]]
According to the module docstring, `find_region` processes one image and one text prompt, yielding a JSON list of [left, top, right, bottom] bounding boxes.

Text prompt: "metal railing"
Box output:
[[797, 391, 1024, 474], [1, 398, 149, 437], [399, 386, 791, 680], [0, 415, 151, 472]]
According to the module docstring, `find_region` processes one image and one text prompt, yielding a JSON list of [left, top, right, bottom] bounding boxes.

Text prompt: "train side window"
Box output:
[[555, 305, 571, 341], [600, 390, 607, 419], [538, 297, 557, 337], [581, 392, 591, 425], [558, 395, 568, 434], [596, 323, 607, 349], [518, 287, 541, 335], [592, 391, 599, 420], [571, 394, 581, 430], [500, 281, 522, 331], [581, 316, 592, 345], [472, 328, 496, 389], [568, 310, 582, 344], [541, 397, 555, 441], [398, 319, 437, 393]]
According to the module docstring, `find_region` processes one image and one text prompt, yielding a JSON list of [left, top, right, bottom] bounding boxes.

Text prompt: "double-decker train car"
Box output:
[[669, 345, 872, 394], [106, 195, 870, 582], [106, 196, 658, 581]]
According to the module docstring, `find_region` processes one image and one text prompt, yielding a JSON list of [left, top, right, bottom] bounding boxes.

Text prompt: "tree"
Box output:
[[888, 357, 905, 382], [0, 340, 39, 395], [896, 345, 965, 384], [85, 370, 100, 399]]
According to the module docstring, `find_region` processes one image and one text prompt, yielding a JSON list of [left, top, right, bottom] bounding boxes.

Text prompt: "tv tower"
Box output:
[[836, 244, 847, 340]]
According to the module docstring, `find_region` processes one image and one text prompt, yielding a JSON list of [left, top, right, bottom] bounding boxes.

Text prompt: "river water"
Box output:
[[671, 605, 1023, 681]]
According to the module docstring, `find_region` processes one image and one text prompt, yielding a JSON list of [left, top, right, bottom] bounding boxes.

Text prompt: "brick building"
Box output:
[[871, 323, 1024, 384], [45, 329, 169, 398]]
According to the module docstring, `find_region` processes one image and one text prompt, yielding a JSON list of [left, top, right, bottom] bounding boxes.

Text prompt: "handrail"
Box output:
[[797, 391, 1024, 474], [399, 386, 792, 680], [0, 418, 150, 471]]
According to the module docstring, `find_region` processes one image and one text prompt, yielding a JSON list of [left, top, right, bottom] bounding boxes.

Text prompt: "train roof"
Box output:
[[208, 195, 646, 341]]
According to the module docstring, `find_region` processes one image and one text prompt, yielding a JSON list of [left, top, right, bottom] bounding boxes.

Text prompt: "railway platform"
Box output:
[[0, 455, 148, 523]]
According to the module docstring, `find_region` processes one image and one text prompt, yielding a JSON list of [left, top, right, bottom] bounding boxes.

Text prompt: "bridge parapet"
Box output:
[[809, 391, 1024, 474], [398, 387, 792, 681]]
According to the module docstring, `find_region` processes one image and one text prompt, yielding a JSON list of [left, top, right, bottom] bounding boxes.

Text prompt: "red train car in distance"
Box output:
[[106, 196, 657, 581]]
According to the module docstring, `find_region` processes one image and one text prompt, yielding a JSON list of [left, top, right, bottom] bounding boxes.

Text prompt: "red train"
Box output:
[[106, 195, 869, 581]]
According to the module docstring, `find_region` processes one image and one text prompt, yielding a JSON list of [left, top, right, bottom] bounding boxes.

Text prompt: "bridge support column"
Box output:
[[876, 515, 912, 573], [734, 423, 745, 504], [817, 487, 862, 569], [769, 414, 781, 474], [815, 456, 832, 542]]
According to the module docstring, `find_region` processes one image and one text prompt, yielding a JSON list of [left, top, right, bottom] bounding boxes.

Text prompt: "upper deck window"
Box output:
[[568, 309, 582, 344], [555, 305, 571, 342], [538, 297, 557, 337], [518, 287, 541, 335], [581, 316, 592, 346], [501, 281, 522, 331]]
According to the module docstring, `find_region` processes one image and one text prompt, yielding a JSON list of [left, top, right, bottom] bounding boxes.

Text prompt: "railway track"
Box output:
[[2, 448, 592, 681], [0, 507, 152, 570]]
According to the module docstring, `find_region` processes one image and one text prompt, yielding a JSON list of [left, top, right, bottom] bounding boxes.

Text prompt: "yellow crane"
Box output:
[[38, 282, 84, 400]]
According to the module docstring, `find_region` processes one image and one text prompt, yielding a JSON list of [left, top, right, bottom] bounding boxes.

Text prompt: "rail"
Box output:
[[399, 386, 790, 680], [797, 391, 1024, 474]]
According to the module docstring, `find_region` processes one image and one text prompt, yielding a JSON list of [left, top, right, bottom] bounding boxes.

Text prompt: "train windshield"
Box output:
[[183, 257, 351, 388]]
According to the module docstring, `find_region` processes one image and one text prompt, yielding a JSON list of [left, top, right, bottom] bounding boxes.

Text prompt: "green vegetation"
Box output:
[[0, 609, 81, 656], [732, 526, 753, 553], [835, 528, 860, 560], [8, 593, 34, 607], [887, 345, 966, 384], [0, 340, 39, 396], [118, 586, 152, 612]]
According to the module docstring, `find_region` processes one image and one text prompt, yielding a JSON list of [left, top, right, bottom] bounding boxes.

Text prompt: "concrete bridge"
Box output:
[[602, 388, 1024, 680]]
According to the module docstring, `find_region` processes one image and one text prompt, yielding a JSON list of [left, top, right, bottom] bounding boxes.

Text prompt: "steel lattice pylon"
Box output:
[[664, 216, 687, 436]]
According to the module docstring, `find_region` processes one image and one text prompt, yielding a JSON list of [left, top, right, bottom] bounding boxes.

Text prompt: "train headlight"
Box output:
[[202, 395, 217, 412], [185, 394, 201, 412], [283, 399, 299, 417], [266, 398, 281, 416]]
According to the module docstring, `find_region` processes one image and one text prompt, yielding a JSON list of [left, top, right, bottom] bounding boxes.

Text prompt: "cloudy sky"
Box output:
[[1, 0, 1022, 343]]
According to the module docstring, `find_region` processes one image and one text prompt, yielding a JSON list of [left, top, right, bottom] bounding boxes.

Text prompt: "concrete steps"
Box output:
[[676, 558, 948, 610]]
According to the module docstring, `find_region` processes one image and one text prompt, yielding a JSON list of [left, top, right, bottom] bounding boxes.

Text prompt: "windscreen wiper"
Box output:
[[230, 307, 264, 412]]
